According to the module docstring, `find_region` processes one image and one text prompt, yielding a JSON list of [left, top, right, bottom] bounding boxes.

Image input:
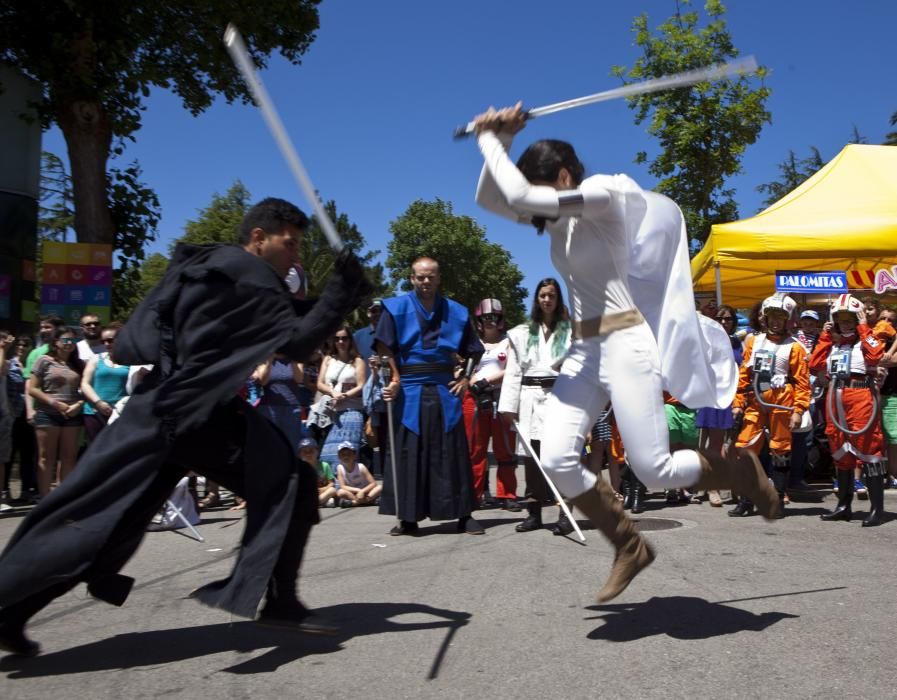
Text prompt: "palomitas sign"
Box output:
[[775, 270, 847, 294]]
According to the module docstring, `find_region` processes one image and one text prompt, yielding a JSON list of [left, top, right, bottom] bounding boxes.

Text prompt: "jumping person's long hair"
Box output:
[[516, 140, 586, 234]]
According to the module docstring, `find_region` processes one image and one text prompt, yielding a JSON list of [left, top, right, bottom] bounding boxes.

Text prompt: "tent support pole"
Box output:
[[715, 262, 723, 306]]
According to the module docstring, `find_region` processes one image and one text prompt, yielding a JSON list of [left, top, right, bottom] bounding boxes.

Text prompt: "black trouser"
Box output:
[[523, 439, 552, 503], [0, 396, 318, 626], [4, 414, 36, 495]]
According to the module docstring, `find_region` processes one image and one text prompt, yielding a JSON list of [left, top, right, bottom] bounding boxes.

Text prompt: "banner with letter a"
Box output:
[[41, 242, 113, 325]]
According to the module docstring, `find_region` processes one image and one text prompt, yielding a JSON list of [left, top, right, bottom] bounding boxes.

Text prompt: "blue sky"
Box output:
[[42, 0, 897, 299]]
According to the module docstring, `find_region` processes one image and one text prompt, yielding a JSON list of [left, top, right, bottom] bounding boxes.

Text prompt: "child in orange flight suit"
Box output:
[[809, 294, 887, 527], [731, 294, 811, 517]]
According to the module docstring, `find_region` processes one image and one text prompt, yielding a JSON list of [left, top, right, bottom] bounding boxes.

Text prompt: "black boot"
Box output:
[[630, 479, 647, 514], [821, 470, 853, 522], [621, 471, 634, 511], [862, 471, 885, 527], [551, 510, 575, 536], [771, 461, 789, 519], [728, 497, 755, 517], [515, 502, 542, 532]]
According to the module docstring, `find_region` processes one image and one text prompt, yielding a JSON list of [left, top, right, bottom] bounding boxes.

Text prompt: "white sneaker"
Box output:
[[0, 502, 12, 512], [325, 497, 336, 508]]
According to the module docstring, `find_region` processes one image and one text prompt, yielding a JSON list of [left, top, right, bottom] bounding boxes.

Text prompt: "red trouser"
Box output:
[[462, 391, 518, 500], [826, 386, 885, 471]]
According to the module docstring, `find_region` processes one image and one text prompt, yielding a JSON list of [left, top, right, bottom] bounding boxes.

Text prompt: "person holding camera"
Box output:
[[463, 298, 519, 511]]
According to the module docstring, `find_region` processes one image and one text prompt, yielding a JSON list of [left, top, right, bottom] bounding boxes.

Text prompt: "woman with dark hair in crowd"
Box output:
[[26, 326, 85, 495], [499, 278, 573, 531], [470, 104, 771, 602], [693, 305, 743, 507], [317, 326, 367, 469], [80, 322, 129, 444]]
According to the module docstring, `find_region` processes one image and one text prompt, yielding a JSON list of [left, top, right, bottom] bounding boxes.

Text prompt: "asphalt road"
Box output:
[[1, 477, 895, 700]]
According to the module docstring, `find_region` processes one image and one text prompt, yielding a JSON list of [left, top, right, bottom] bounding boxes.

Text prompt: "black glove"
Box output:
[[334, 247, 374, 299]]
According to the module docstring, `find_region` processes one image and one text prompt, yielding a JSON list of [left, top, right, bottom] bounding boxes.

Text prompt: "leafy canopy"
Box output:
[[386, 199, 527, 327], [612, 0, 771, 246]]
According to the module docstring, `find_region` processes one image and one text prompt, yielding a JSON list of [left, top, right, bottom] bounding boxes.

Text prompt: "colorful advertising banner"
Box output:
[[41, 242, 113, 325]]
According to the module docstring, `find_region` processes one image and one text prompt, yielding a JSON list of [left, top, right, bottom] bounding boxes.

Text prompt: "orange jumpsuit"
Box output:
[[808, 324, 885, 470], [734, 333, 811, 457]]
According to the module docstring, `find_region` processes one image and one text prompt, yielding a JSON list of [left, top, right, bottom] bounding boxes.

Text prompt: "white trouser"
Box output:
[[540, 322, 703, 496]]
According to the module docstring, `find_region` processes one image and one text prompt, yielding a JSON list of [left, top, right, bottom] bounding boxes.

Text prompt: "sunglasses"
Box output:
[[59, 338, 77, 345], [82, 321, 101, 327], [334, 336, 350, 342], [480, 314, 501, 322]]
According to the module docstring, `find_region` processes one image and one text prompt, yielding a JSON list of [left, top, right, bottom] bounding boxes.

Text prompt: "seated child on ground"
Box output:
[[299, 437, 337, 507], [335, 441, 381, 506]]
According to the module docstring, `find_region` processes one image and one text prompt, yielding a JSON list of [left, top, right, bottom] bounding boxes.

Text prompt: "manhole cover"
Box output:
[[633, 517, 683, 532]]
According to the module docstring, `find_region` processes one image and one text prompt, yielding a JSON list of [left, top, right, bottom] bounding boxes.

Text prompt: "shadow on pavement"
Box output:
[[584, 595, 798, 642], [1, 602, 470, 678]]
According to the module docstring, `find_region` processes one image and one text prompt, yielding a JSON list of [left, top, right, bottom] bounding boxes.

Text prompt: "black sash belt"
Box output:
[[400, 363, 455, 375], [522, 376, 556, 388]]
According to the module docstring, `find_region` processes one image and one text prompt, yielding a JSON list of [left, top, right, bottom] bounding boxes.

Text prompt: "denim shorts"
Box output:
[[33, 409, 83, 429]]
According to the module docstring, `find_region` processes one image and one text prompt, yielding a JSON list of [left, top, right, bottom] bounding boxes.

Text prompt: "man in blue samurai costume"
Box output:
[[0, 198, 371, 656], [375, 257, 485, 536]]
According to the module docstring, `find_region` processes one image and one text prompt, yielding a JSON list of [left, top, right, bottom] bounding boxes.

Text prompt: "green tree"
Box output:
[[612, 0, 771, 246], [38, 151, 74, 241], [178, 181, 252, 249], [885, 111, 897, 146], [755, 147, 824, 210], [0, 1, 321, 246], [386, 199, 527, 326]]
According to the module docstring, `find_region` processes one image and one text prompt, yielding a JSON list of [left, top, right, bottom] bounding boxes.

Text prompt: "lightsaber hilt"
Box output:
[[223, 23, 344, 253]]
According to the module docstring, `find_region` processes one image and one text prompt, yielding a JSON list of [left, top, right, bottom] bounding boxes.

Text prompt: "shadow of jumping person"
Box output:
[[0, 602, 470, 678], [584, 595, 798, 643]]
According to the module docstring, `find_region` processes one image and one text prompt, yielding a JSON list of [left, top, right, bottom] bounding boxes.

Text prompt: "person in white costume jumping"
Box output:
[[470, 104, 778, 602]]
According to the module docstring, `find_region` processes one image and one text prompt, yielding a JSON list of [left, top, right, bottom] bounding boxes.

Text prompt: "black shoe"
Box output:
[[630, 485, 646, 515], [862, 474, 885, 527], [515, 504, 542, 532], [822, 470, 853, 521], [728, 498, 755, 517], [0, 621, 40, 657], [820, 505, 852, 522], [257, 601, 339, 636], [551, 512, 574, 536], [458, 516, 485, 535], [503, 498, 522, 512], [389, 520, 419, 536]]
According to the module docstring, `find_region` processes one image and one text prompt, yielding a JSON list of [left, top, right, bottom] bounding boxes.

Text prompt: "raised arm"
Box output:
[[472, 104, 611, 222]]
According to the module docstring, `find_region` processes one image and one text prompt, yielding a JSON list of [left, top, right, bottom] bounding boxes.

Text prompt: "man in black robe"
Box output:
[[0, 198, 370, 656]]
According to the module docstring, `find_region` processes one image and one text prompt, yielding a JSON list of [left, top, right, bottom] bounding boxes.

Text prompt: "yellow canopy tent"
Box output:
[[691, 144, 897, 307]]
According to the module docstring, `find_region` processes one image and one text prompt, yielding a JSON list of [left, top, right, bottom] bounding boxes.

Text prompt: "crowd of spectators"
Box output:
[[3, 290, 896, 531]]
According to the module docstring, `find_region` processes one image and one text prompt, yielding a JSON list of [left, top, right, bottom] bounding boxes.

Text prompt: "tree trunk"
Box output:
[[56, 98, 114, 245]]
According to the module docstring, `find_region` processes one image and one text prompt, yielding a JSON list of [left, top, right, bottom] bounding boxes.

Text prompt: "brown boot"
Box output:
[[693, 449, 779, 521], [570, 479, 655, 602]]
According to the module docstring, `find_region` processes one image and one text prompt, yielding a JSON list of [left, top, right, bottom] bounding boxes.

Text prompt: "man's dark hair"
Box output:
[[861, 295, 881, 310], [39, 314, 65, 328], [238, 197, 309, 245]]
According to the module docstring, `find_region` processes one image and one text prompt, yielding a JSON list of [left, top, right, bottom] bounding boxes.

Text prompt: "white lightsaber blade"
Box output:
[[454, 55, 758, 139], [513, 420, 586, 543], [224, 23, 343, 252]]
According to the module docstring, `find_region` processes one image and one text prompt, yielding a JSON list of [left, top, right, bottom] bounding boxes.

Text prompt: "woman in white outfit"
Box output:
[[499, 278, 572, 533], [471, 104, 777, 602]]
